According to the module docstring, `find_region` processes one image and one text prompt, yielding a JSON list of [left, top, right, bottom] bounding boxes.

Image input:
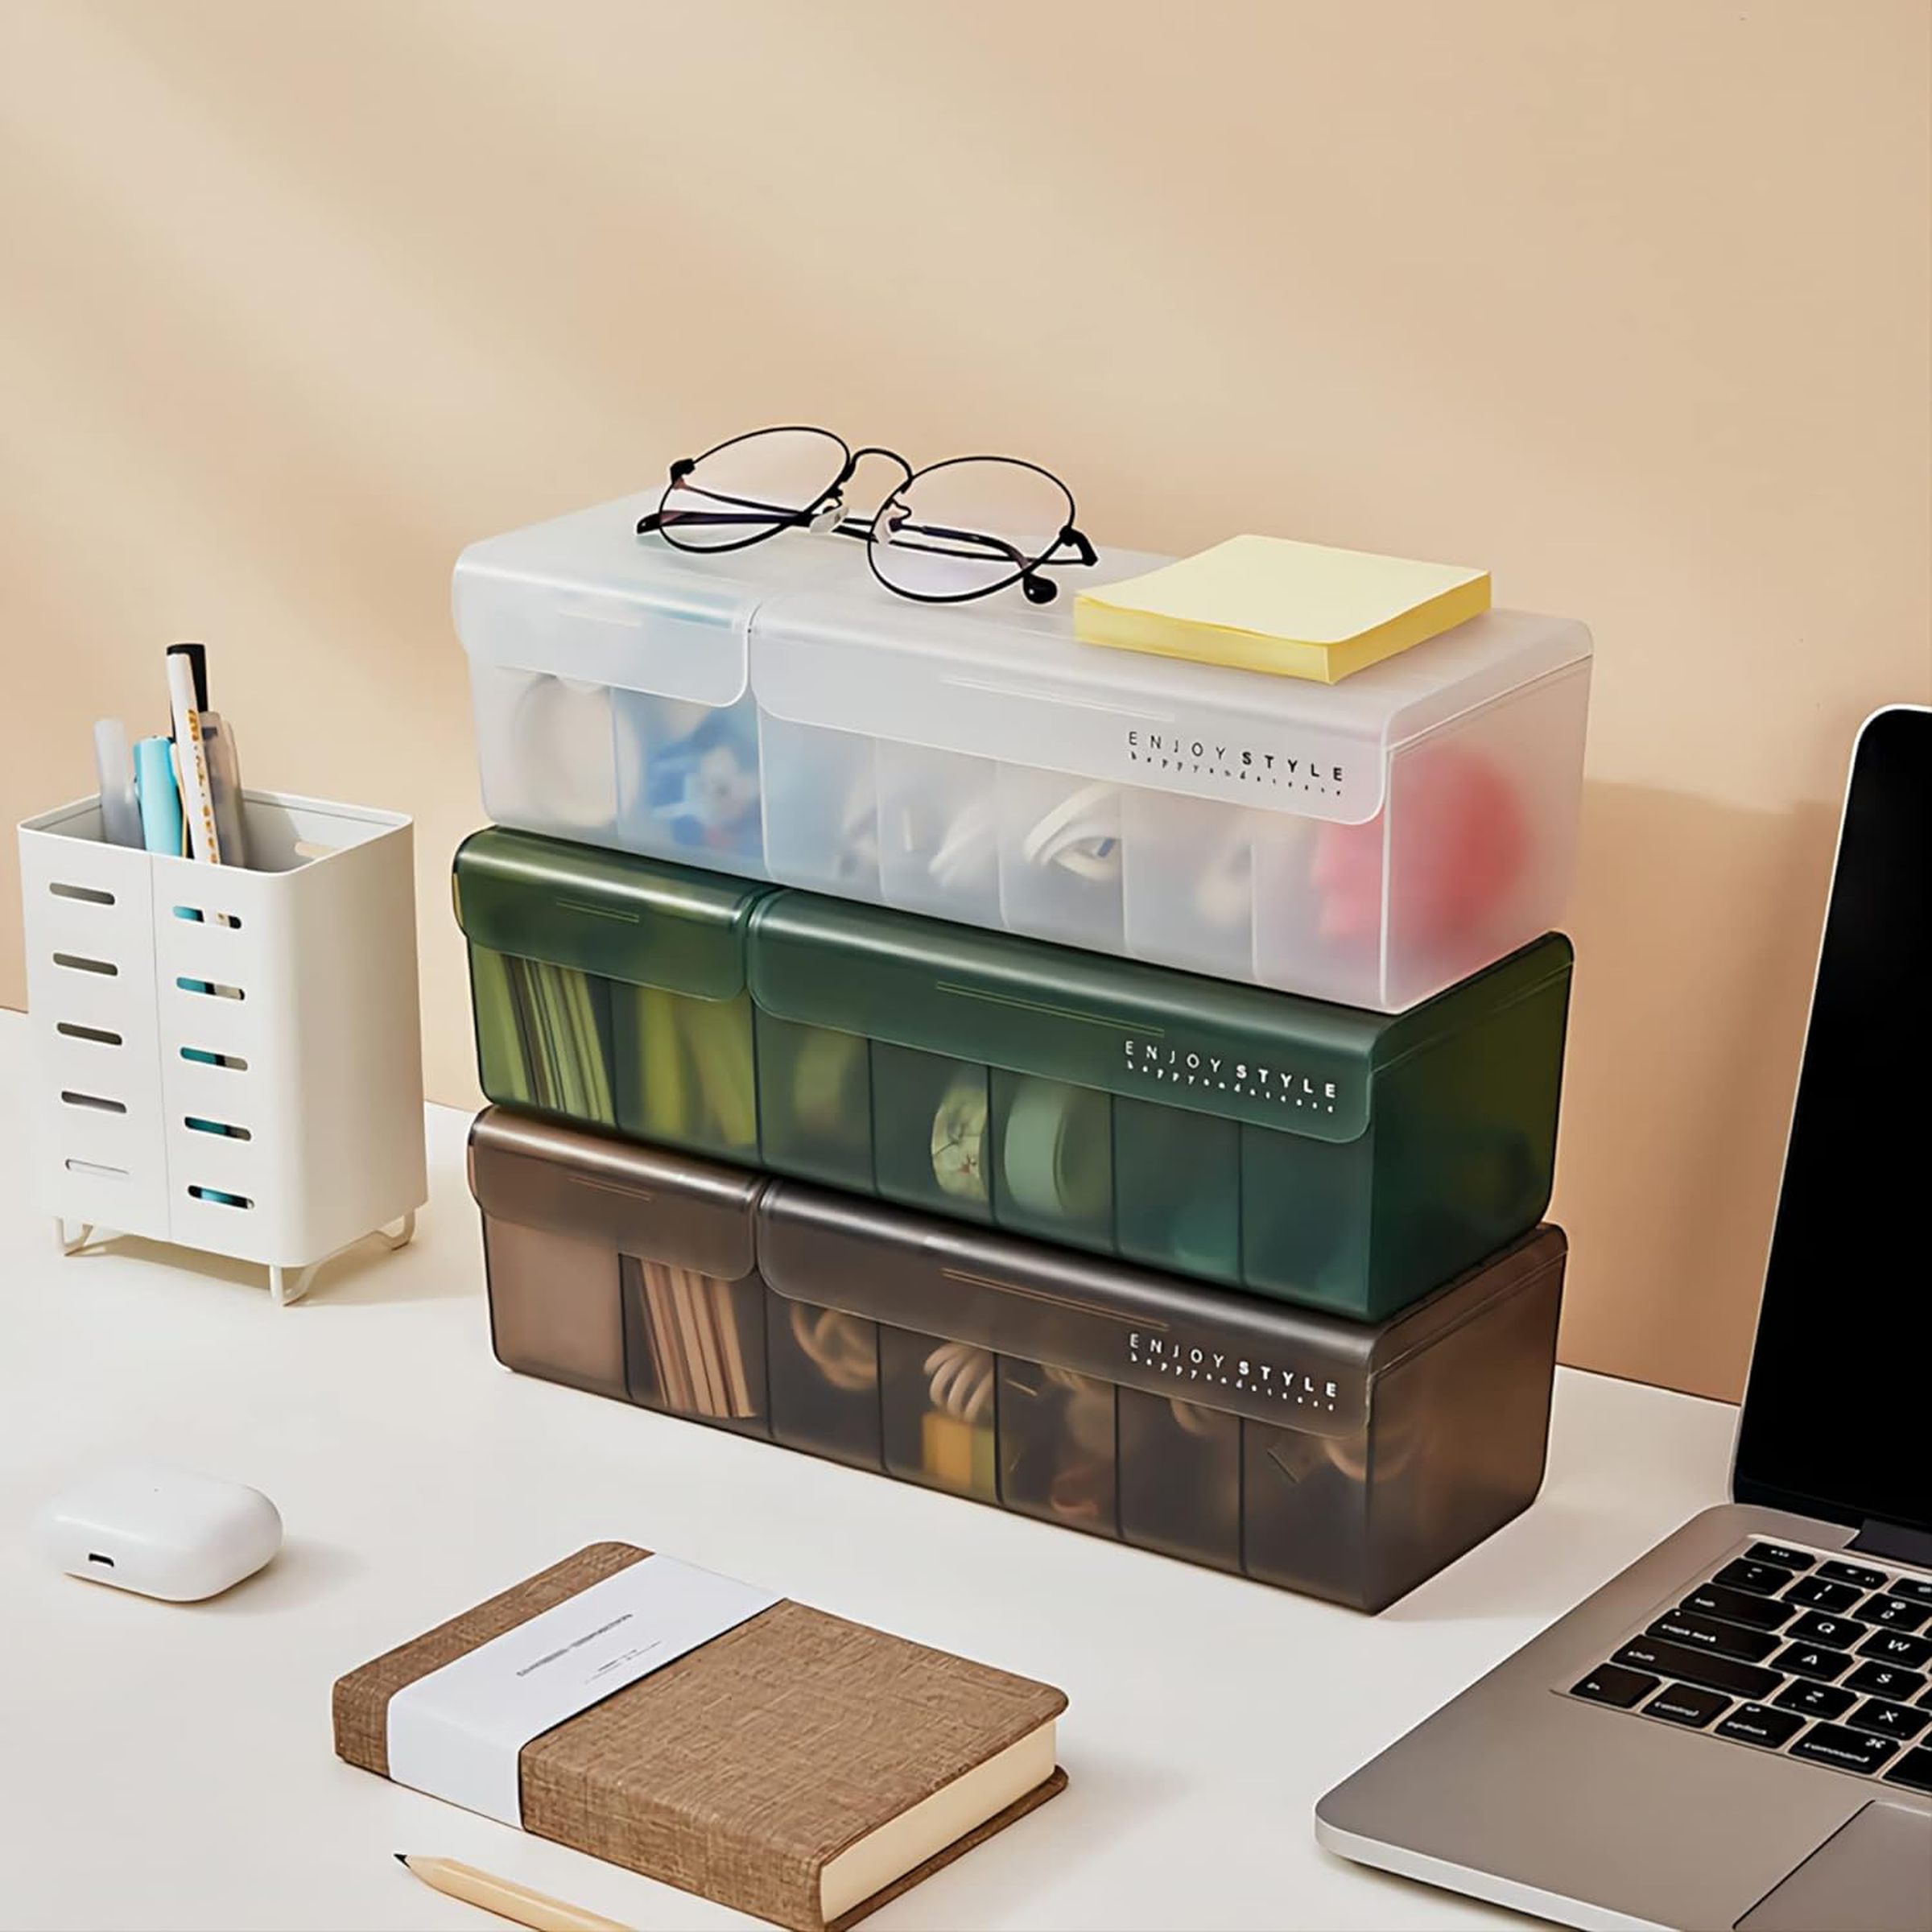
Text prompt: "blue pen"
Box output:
[[134, 735, 184, 857]]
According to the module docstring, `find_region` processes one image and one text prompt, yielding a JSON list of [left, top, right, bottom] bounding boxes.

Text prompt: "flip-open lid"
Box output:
[[757, 1186, 1568, 1438], [453, 827, 771, 1002], [452, 494, 852, 708], [454, 828, 1571, 1134], [467, 1108, 762, 1282], [455, 496, 1591, 826], [749, 568, 1587, 828], [750, 891, 1571, 1144]]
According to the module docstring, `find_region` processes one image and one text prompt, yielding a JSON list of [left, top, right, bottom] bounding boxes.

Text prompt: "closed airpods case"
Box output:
[[37, 1462, 282, 1600], [456, 827, 1572, 1322]]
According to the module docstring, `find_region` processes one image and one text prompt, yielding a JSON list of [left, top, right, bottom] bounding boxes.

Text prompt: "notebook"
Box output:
[[1074, 535, 1490, 681], [332, 1542, 1066, 1932]]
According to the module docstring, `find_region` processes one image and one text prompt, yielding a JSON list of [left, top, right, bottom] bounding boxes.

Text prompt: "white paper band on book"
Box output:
[[386, 1555, 782, 1827]]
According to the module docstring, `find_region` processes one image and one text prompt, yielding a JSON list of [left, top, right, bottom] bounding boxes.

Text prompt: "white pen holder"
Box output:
[[16, 790, 427, 1304]]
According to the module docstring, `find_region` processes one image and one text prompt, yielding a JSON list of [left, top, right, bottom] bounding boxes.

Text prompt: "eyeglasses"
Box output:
[[635, 424, 1098, 605]]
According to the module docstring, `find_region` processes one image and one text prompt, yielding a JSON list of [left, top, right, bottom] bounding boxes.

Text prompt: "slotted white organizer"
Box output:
[[17, 790, 427, 1304]]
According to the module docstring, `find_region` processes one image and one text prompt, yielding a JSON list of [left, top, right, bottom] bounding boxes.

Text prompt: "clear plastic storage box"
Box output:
[[456, 827, 1572, 1323], [456, 495, 1591, 1011], [469, 1108, 1567, 1613]]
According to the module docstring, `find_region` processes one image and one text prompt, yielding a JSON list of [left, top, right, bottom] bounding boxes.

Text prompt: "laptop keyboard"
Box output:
[[1567, 1541, 1932, 1794]]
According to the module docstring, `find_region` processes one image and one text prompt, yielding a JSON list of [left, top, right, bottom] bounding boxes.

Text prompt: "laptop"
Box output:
[[1317, 704, 1931, 1932]]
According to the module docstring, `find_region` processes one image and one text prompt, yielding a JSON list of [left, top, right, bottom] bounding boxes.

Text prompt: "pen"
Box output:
[[93, 718, 142, 848], [134, 736, 185, 857], [166, 649, 222, 864], [167, 642, 247, 864], [167, 640, 210, 710], [394, 1855, 630, 1932]]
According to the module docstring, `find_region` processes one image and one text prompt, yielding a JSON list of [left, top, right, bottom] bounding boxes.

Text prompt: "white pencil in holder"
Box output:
[[17, 790, 427, 1304]]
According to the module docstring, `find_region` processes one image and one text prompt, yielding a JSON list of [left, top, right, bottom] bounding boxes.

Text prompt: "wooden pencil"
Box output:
[[394, 1854, 629, 1932]]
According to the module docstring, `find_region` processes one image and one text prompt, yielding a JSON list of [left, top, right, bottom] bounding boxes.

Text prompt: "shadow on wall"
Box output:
[[1554, 779, 1839, 1404]]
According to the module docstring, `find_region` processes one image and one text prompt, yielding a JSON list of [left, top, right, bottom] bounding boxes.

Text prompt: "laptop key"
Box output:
[[1885, 1576, 1932, 1606], [1649, 1611, 1782, 1663], [1715, 1558, 1797, 1596], [1885, 1747, 1932, 1794], [1785, 1611, 1868, 1650], [1785, 1577, 1862, 1613], [1714, 1703, 1806, 1750], [1860, 1630, 1932, 1670], [1847, 1699, 1930, 1742], [1816, 1559, 1889, 1591], [1645, 1683, 1730, 1728], [1745, 1543, 1814, 1571], [1847, 1661, 1928, 1701], [1683, 1582, 1793, 1632], [1775, 1641, 1855, 1682], [1773, 1679, 1857, 1720], [1862, 1596, 1932, 1633], [1570, 1663, 1658, 1709], [1789, 1723, 1899, 1774], [1612, 1637, 1781, 1700]]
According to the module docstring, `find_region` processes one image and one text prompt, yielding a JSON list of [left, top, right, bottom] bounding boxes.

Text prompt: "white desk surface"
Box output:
[[0, 1009, 1737, 1932]]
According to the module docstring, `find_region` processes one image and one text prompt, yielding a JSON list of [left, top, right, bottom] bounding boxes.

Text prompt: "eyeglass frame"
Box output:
[[635, 424, 1099, 605]]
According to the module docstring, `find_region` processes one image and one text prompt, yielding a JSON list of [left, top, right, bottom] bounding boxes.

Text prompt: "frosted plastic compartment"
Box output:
[[469, 1108, 1567, 1613], [456, 495, 1591, 1010], [455, 826, 1573, 1322]]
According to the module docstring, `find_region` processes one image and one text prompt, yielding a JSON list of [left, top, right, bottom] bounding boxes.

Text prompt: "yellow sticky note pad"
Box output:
[[1074, 535, 1491, 682]]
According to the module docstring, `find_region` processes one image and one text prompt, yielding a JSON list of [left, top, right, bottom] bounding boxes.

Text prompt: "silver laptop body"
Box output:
[[1316, 705, 1932, 1932]]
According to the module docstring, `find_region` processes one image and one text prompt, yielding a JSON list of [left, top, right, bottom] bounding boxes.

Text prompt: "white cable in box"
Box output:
[[455, 494, 1591, 1011], [16, 790, 427, 1303]]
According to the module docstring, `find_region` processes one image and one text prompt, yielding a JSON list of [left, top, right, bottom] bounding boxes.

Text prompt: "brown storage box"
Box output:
[[469, 1108, 1567, 1614]]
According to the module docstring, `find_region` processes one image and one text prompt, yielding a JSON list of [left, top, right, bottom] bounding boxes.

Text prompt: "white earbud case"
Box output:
[[37, 1462, 282, 1601]]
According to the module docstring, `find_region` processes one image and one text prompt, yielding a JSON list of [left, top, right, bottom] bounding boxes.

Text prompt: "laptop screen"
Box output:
[[1732, 706, 1930, 1534]]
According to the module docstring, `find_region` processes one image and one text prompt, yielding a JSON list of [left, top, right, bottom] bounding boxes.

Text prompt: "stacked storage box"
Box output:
[[452, 494, 1589, 1612]]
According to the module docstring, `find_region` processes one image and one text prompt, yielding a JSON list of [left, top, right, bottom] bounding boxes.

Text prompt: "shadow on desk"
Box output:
[[204, 1536, 365, 1614], [54, 1214, 477, 1307], [1380, 1498, 1678, 1630], [886, 1749, 1187, 1929]]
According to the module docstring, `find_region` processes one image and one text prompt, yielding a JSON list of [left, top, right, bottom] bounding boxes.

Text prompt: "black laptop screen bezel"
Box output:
[[1731, 704, 1930, 1534]]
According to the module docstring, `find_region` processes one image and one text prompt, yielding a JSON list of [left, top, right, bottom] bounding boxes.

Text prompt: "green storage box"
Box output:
[[456, 827, 1573, 1319]]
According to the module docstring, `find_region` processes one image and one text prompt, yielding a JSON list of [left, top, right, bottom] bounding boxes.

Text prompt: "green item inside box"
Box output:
[[455, 826, 1571, 1320]]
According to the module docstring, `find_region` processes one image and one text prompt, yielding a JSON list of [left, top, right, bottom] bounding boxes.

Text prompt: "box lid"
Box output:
[[453, 494, 853, 709], [453, 827, 770, 1002], [467, 1107, 762, 1282], [750, 891, 1572, 1144], [454, 496, 1591, 827], [757, 1186, 1567, 1438], [753, 578, 1587, 827]]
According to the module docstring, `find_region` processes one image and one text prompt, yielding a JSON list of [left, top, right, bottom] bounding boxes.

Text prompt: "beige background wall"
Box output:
[[2, 2, 1926, 1401]]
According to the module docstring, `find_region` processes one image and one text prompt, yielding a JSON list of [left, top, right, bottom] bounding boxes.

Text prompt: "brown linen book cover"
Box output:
[[332, 1542, 1067, 1932]]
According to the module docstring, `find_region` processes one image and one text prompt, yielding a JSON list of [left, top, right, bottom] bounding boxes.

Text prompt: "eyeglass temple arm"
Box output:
[[638, 506, 816, 535], [877, 516, 1097, 571], [637, 467, 831, 536], [638, 511, 1097, 574]]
